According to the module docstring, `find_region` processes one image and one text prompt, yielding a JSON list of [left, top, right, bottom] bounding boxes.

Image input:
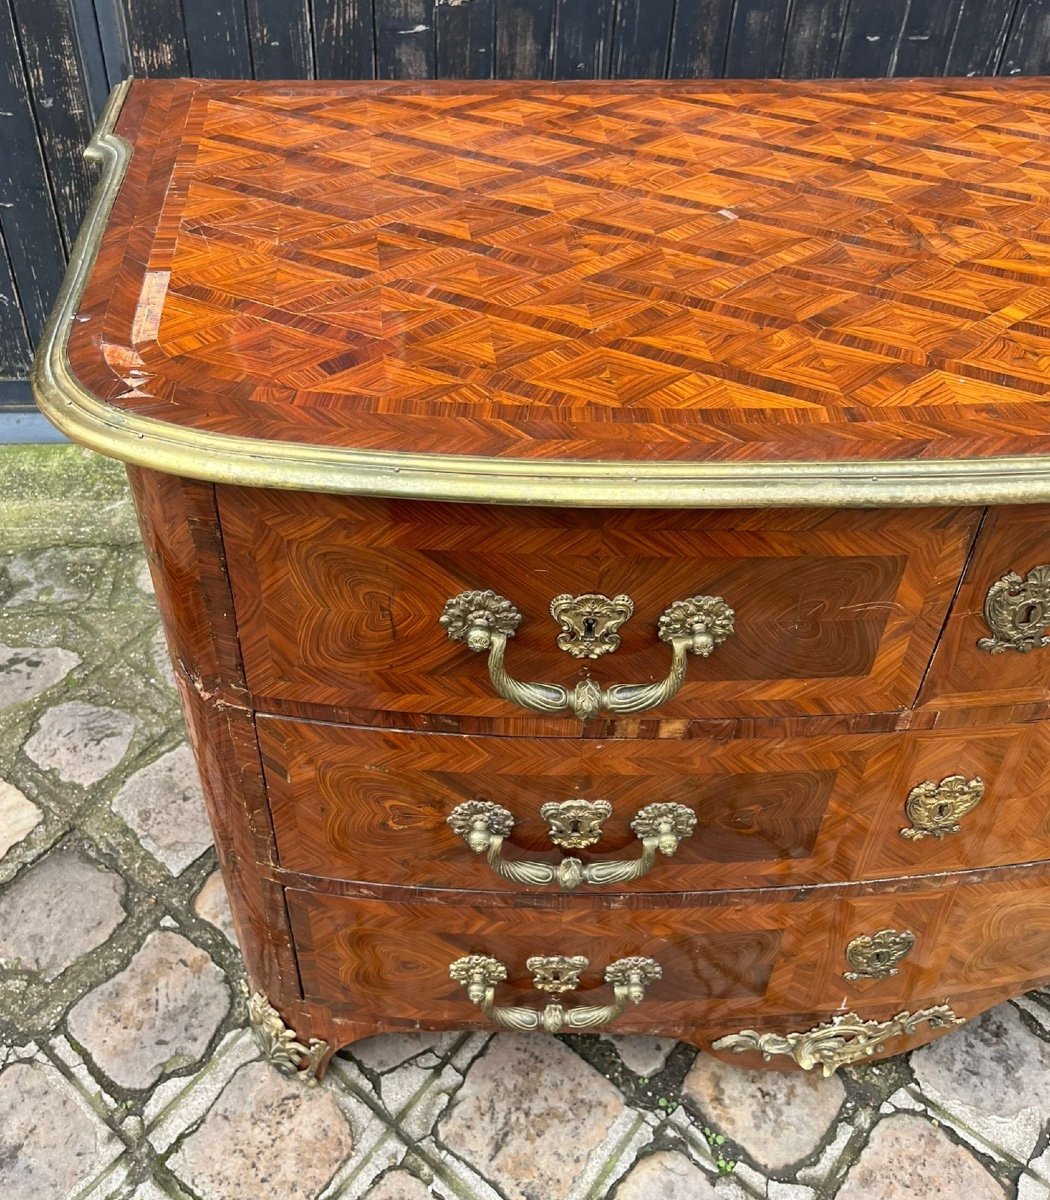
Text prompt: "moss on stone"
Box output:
[[0, 446, 138, 550]]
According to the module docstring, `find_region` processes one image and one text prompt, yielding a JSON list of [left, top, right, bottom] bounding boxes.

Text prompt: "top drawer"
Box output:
[[218, 491, 979, 722]]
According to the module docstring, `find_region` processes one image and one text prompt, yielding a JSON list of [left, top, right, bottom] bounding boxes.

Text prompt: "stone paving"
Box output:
[[2, 445, 1050, 1200]]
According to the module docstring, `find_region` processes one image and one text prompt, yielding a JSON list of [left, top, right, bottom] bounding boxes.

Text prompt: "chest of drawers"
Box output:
[[35, 75, 1050, 1081]]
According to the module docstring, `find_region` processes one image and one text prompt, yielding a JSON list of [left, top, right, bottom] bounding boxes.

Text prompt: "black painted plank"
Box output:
[[0, 233, 32, 379], [893, 0, 959, 75], [248, 0, 314, 77], [0, 0, 66, 345], [375, 0, 436, 78], [69, 0, 111, 119], [837, 0, 909, 77], [312, 0, 376, 77], [999, 0, 1050, 75], [945, 0, 1016, 75], [610, 0, 673, 77], [553, 0, 614, 78], [121, 0, 190, 74], [91, 0, 131, 88], [182, 0, 254, 76], [495, 0, 555, 77], [436, 0, 495, 77], [724, 0, 791, 78], [781, 0, 850, 77], [668, 0, 733, 77], [11, 0, 97, 248]]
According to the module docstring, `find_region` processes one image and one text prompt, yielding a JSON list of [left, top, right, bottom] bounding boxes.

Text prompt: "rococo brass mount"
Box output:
[[843, 929, 916, 980], [542, 798, 612, 848], [900, 776, 985, 840], [713, 1006, 961, 1075], [440, 588, 735, 720], [979, 564, 1050, 654], [447, 798, 697, 890], [448, 952, 662, 1032], [550, 592, 634, 658], [246, 989, 329, 1085]]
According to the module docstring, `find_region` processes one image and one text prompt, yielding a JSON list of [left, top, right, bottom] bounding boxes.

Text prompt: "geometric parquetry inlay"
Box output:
[[71, 79, 1050, 464]]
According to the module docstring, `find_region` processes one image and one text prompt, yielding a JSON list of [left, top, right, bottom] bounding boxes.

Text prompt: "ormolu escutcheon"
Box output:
[[900, 776, 985, 840], [550, 593, 634, 659], [540, 798, 611, 848], [843, 929, 915, 980], [449, 952, 661, 1033], [978, 564, 1050, 654], [440, 588, 734, 719]]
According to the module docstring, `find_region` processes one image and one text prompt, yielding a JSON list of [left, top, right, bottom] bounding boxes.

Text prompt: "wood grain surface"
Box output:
[[219, 489, 979, 721], [284, 865, 1050, 1032], [65, 77, 1050, 468], [129, 465, 1050, 1068], [920, 504, 1050, 709], [259, 716, 1050, 892], [129, 467, 300, 1004]]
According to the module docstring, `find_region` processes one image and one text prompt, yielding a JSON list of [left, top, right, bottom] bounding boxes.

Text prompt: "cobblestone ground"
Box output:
[[3, 446, 1050, 1200]]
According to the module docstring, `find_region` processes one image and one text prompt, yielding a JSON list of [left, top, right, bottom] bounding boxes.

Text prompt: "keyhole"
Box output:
[[569, 817, 583, 835], [1020, 601, 1043, 627], [935, 802, 954, 820], [582, 616, 597, 640]]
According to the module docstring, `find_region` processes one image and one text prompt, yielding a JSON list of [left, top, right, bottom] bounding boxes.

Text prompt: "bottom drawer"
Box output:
[[285, 867, 1050, 1044]]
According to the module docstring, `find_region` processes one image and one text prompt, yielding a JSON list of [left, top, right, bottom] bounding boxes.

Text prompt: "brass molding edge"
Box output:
[[246, 988, 329, 1085], [32, 83, 1050, 508]]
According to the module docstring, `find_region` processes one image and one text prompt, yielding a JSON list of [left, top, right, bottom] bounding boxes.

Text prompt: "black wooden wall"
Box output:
[[3, 0, 1050, 396]]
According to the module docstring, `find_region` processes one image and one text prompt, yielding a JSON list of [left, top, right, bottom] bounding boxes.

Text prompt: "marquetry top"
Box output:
[[35, 76, 1050, 505]]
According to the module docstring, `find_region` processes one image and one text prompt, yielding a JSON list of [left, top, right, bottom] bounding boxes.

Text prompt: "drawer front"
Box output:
[[920, 505, 1050, 711], [221, 490, 979, 720], [260, 717, 1050, 892], [285, 873, 1050, 1032]]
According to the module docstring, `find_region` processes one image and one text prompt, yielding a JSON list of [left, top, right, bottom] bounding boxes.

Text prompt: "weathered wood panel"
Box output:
[[724, 0, 793, 78], [553, 0, 614, 78], [13, 0, 97, 247], [436, 0, 495, 79], [312, 0, 375, 78], [668, 0, 733, 76], [945, 0, 1017, 75], [6, 0, 1050, 393], [119, 0, 190, 74], [0, 0, 68, 353], [894, 0, 961, 75], [376, 0, 436, 79], [781, 0, 851, 77], [184, 0, 254, 77], [0, 237, 32, 376], [494, 0, 555, 78], [837, 0, 912, 76], [1000, 0, 1050, 76], [611, 0, 674, 77], [248, 0, 314, 78]]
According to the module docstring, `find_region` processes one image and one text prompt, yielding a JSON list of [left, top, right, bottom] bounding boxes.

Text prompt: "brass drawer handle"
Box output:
[[440, 589, 734, 720], [447, 799, 697, 890], [978, 564, 1050, 653], [712, 1005, 962, 1076], [449, 952, 661, 1033]]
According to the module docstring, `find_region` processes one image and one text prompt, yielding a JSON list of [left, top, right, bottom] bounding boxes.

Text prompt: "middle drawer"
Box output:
[[258, 716, 1050, 892]]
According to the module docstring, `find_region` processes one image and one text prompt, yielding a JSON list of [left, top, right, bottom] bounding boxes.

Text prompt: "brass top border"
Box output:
[[32, 80, 1050, 510]]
